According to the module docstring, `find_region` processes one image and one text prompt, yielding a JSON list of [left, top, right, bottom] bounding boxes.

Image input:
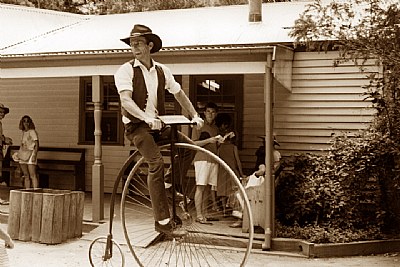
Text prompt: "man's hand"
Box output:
[[191, 115, 204, 129], [214, 135, 224, 143], [144, 117, 162, 130]]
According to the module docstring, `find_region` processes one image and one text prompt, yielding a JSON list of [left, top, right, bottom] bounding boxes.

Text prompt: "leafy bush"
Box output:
[[275, 222, 384, 244], [275, 127, 400, 243]]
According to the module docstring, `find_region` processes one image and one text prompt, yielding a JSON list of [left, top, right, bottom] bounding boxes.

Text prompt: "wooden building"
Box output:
[[0, 2, 378, 223]]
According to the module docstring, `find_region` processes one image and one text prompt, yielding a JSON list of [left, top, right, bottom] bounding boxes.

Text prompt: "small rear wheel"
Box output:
[[121, 143, 253, 267], [89, 236, 125, 267]]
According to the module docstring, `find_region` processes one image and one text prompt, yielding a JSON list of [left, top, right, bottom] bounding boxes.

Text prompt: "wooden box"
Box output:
[[7, 189, 84, 244]]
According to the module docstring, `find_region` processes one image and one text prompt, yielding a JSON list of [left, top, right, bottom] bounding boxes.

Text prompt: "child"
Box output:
[[229, 137, 281, 228], [0, 225, 14, 267], [216, 113, 245, 217]]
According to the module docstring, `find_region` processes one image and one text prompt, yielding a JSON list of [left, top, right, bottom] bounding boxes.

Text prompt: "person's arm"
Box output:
[[0, 228, 14, 249], [173, 90, 198, 119], [162, 65, 203, 128], [120, 90, 162, 130], [193, 136, 221, 147], [192, 129, 222, 147], [31, 140, 39, 162]]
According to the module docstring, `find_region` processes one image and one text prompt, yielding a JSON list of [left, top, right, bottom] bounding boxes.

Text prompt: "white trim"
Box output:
[[0, 62, 266, 78]]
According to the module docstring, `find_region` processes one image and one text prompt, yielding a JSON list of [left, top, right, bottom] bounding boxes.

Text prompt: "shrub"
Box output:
[[275, 127, 400, 243]]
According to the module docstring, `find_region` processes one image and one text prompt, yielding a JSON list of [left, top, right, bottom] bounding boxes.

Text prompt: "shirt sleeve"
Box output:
[[159, 64, 181, 94], [114, 62, 134, 93]]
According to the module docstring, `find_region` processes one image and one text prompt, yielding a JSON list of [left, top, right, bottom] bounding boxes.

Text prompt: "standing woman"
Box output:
[[0, 103, 12, 205], [18, 116, 39, 189]]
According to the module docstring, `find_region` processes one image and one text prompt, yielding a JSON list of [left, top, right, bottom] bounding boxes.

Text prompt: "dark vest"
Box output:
[[121, 63, 166, 123]]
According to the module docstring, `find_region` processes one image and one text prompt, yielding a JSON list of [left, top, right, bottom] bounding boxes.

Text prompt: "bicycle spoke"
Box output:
[[89, 237, 125, 267], [121, 143, 253, 267]]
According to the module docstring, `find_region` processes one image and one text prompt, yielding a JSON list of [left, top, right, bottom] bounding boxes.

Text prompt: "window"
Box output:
[[79, 76, 123, 145], [190, 75, 243, 147], [79, 75, 182, 145]]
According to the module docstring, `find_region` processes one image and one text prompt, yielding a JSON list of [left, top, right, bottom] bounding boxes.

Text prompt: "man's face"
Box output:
[[0, 110, 5, 120], [130, 36, 152, 61], [204, 108, 217, 123]]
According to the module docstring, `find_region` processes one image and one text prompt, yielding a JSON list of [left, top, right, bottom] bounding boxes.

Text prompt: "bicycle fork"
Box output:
[[103, 234, 114, 261]]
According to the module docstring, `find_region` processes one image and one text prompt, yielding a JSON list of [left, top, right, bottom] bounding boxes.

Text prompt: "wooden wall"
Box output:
[[0, 77, 80, 146], [239, 51, 379, 171], [0, 77, 131, 193], [0, 50, 380, 192]]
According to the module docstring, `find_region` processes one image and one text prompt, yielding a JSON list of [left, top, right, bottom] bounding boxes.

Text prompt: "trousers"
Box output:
[[125, 121, 195, 221]]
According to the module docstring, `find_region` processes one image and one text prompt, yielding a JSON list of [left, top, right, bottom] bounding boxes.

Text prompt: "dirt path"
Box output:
[[4, 236, 400, 267]]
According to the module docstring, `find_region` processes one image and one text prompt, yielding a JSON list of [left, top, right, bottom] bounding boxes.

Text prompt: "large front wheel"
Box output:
[[120, 143, 254, 267]]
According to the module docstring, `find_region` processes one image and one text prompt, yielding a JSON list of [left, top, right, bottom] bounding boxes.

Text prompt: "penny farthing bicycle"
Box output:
[[89, 115, 254, 267]]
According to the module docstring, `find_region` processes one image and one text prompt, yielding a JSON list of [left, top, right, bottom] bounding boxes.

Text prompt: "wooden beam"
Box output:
[[91, 75, 104, 222]]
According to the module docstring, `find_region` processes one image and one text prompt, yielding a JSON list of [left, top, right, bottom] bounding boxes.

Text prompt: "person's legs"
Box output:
[[28, 164, 38, 189], [194, 184, 205, 220], [0, 159, 8, 204], [0, 158, 2, 182], [194, 161, 210, 220], [128, 126, 170, 222], [211, 186, 218, 211], [161, 128, 196, 186], [207, 163, 218, 215], [20, 163, 30, 189], [221, 196, 228, 216]]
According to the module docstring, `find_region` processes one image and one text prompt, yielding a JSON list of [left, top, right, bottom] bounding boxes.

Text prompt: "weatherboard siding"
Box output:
[[239, 51, 379, 170], [0, 50, 380, 191], [0, 77, 131, 193], [274, 51, 379, 156]]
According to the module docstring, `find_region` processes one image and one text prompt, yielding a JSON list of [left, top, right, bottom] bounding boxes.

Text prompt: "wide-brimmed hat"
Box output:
[[120, 24, 162, 54], [0, 103, 9, 114], [258, 135, 280, 146]]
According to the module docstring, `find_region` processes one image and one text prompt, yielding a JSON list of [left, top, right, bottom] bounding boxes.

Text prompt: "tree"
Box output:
[[289, 0, 400, 234], [290, 0, 400, 141], [1, 0, 292, 14]]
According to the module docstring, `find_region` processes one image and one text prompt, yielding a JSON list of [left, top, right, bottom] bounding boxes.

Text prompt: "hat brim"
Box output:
[[0, 107, 9, 114], [120, 33, 162, 54], [257, 135, 280, 146]]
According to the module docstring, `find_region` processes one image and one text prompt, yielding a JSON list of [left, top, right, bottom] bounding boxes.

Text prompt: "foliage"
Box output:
[[289, 0, 400, 142], [1, 0, 292, 14], [276, 222, 384, 244], [276, 129, 400, 238], [277, 0, 400, 244]]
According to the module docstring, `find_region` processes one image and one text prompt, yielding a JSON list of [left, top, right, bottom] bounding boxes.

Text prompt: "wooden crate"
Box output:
[[242, 185, 265, 233], [7, 189, 84, 244]]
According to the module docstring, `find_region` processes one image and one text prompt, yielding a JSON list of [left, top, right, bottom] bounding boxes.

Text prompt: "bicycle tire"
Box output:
[[120, 143, 254, 267], [89, 236, 125, 267]]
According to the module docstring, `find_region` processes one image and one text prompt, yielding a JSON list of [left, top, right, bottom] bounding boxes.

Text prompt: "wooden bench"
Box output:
[[6, 146, 86, 191]]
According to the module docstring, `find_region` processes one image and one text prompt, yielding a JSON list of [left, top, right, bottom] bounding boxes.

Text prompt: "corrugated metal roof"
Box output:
[[0, 4, 89, 51], [0, 2, 310, 56]]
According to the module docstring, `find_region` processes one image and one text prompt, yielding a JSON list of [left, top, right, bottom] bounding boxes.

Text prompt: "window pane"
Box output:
[[80, 76, 123, 145], [191, 75, 243, 148], [84, 113, 119, 142]]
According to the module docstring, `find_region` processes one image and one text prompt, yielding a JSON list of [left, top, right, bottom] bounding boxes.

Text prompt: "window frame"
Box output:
[[79, 76, 124, 146], [189, 74, 244, 148], [79, 75, 183, 145]]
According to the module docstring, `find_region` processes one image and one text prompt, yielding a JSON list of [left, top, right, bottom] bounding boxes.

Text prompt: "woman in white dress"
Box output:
[[17, 116, 39, 189]]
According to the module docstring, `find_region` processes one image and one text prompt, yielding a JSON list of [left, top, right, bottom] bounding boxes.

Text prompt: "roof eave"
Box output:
[[0, 43, 281, 61]]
